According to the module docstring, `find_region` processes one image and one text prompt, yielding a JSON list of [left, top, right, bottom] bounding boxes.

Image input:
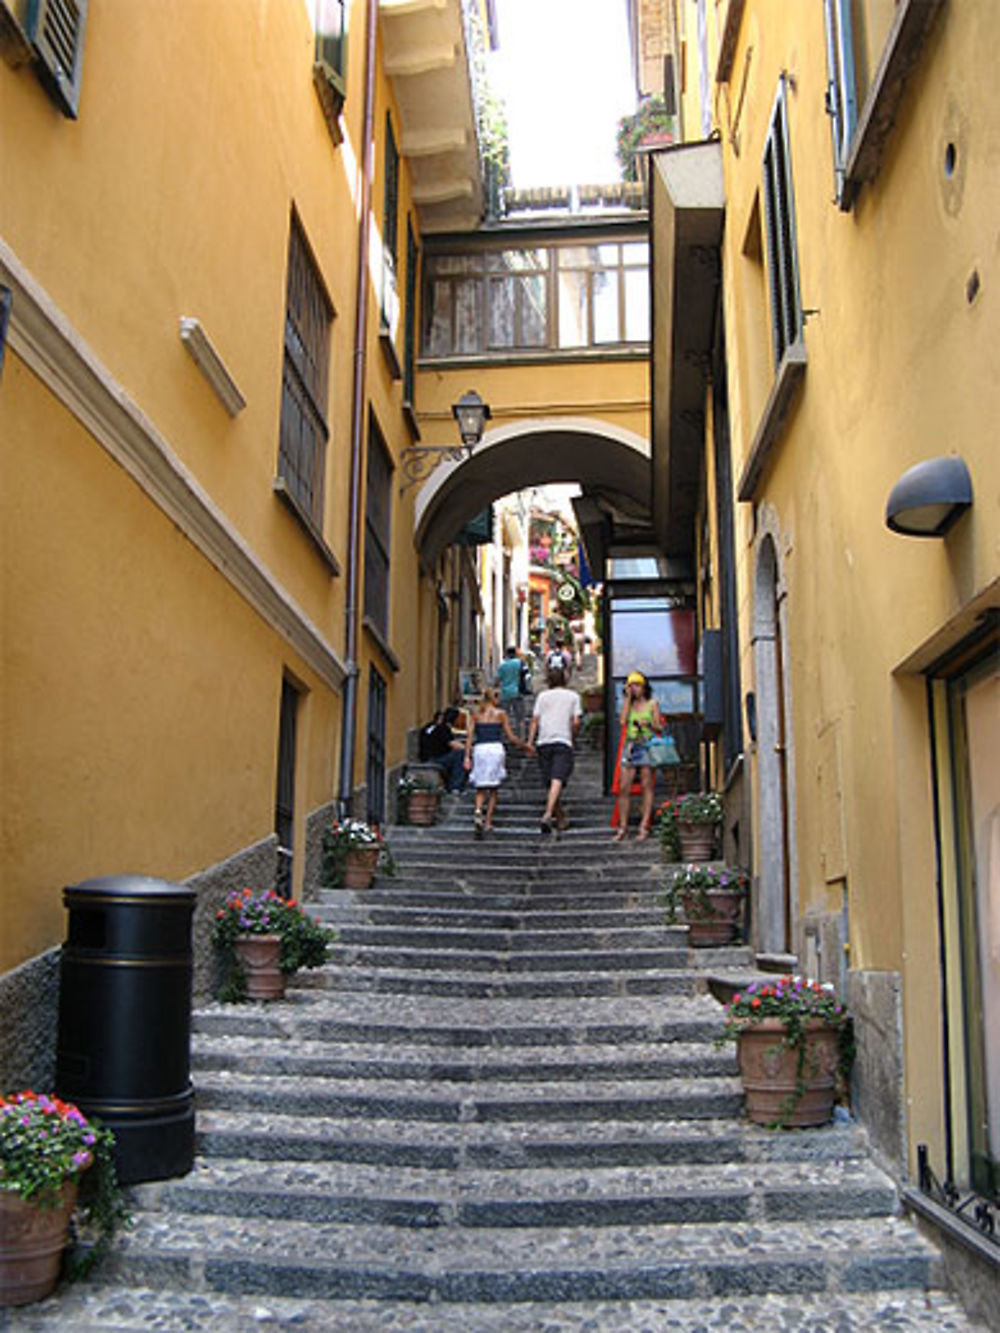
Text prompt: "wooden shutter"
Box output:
[[25, 0, 87, 118]]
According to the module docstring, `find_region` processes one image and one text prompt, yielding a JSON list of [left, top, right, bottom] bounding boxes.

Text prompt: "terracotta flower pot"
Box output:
[[682, 888, 744, 946], [233, 934, 286, 1001], [737, 1018, 840, 1126], [406, 790, 439, 826], [0, 1181, 78, 1307], [677, 820, 717, 862], [343, 846, 379, 890]]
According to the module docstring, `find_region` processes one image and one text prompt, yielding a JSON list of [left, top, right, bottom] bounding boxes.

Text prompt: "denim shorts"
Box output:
[[625, 740, 651, 767]]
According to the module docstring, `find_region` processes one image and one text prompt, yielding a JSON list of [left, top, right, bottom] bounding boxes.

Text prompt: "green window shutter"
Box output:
[[823, 0, 859, 209], [25, 0, 87, 119], [761, 78, 802, 367], [403, 219, 419, 406], [381, 116, 400, 331]]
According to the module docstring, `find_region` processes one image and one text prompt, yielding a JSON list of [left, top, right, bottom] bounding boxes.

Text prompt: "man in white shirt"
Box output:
[[526, 666, 582, 835]]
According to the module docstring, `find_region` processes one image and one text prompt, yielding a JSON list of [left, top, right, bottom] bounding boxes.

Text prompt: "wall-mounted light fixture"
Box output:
[[400, 390, 491, 492], [885, 456, 973, 537]]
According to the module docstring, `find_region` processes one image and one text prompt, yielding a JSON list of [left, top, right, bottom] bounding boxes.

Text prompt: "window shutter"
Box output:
[[823, 0, 859, 209], [25, 0, 87, 118], [761, 78, 802, 367]]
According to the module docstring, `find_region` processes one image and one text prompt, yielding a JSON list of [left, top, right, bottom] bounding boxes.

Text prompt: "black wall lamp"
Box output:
[[400, 390, 491, 492], [885, 456, 973, 537]]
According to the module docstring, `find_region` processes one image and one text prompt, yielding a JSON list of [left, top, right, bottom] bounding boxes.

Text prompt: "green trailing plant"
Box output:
[[212, 888, 334, 1002], [320, 818, 395, 887], [719, 976, 856, 1127], [616, 95, 676, 182], [0, 1090, 130, 1276], [579, 711, 606, 749], [660, 862, 750, 923]]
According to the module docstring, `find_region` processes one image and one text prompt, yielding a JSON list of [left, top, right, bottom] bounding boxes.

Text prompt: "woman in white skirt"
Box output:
[[463, 689, 527, 837]]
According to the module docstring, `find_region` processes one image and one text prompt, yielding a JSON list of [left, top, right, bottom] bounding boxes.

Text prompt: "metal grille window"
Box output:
[[762, 79, 803, 368], [363, 420, 392, 638], [279, 215, 333, 526], [423, 236, 649, 359], [382, 115, 400, 333], [366, 665, 387, 827], [25, 0, 88, 118]]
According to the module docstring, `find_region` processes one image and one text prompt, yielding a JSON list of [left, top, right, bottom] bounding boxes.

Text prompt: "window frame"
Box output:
[[277, 213, 334, 537], [381, 114, 400, 337], [761, 77, 803, 370], [421, 234, 650, 361]]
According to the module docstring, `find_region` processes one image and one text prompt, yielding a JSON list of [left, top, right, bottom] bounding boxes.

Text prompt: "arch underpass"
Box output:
[[413, 417, 652, 567]]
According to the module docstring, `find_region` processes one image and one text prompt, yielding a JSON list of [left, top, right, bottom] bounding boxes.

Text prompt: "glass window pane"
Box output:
[[558, 245, 599, 268], [521, 273, 547, 345], [486, 248, 547, 272], [596, 243, 619, 264], [610, 607, 695, 676], [623, 242, 649, 265], [454, 279, 481, 353], [557, 269, 588, 347], [624, 267, 649, 341], [488, 276, 516, 347], [592, 269, 620, 343]]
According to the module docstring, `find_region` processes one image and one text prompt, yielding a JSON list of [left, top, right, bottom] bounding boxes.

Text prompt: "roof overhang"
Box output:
[[650, 140, 724, 557], [380, 0, 484, 234]]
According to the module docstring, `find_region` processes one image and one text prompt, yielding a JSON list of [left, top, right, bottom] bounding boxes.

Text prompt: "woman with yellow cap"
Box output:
[[612, 671, 662, 841]]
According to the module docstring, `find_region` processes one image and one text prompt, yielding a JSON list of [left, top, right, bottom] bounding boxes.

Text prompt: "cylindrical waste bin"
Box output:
[[55, 875, 195, 1184]]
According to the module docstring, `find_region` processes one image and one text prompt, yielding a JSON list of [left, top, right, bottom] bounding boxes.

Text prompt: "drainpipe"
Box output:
[[337, 0, 378, 816]]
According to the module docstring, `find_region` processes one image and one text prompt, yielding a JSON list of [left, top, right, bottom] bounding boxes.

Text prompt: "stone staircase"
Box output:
[[5, 750, 984, 1331]]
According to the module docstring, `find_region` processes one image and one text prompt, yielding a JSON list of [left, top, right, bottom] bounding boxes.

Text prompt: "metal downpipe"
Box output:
[[337, 0, 378, 816]]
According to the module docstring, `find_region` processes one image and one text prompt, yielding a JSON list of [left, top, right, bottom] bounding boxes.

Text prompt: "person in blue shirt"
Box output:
[[495, 645, 525, 739]]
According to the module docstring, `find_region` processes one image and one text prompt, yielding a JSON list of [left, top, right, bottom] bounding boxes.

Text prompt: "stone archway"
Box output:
[[414, 418, 652, 566]]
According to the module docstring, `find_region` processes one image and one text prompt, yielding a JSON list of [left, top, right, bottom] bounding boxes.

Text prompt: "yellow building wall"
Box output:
[[417, 359, 650, 446], [0, 0, 444, 972], [712, 0, 999, 1176]]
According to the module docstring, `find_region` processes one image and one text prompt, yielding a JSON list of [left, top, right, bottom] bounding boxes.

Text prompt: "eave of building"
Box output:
[[649, 139, 725, 559], [379, 0, 484, 234]]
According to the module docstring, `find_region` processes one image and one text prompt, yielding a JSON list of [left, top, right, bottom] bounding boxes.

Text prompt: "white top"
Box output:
[[532, 687, 581, 747]]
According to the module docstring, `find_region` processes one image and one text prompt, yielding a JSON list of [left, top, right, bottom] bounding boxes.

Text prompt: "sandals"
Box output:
[[636, 826, 651, 842], [612, 828, 628, 843], [474, 808, 485, 839]]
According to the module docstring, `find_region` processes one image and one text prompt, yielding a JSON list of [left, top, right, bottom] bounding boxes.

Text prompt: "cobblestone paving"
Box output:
[[1, 1287, 986, 1331]]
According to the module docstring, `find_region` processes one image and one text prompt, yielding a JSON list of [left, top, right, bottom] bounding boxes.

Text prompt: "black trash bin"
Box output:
[[56, 875, 196, 1184]]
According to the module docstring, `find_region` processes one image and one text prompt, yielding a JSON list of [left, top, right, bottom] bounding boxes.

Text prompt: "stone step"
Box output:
[[316, 889, 669, 913], [190, 1035, 735, 1083], [9, 1285, 982, 1330], [330, 924, 684, 951], [190, 996, 724, 1047], [318, 904, 674, 930], [131, 1156, 900, 1231], [192, 1070, 743, 1123], [325, 943, 691, 974], [294, 964, 700, 998], [96, 1213, 943, 1306], [193, 1111, 868, 1171]]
